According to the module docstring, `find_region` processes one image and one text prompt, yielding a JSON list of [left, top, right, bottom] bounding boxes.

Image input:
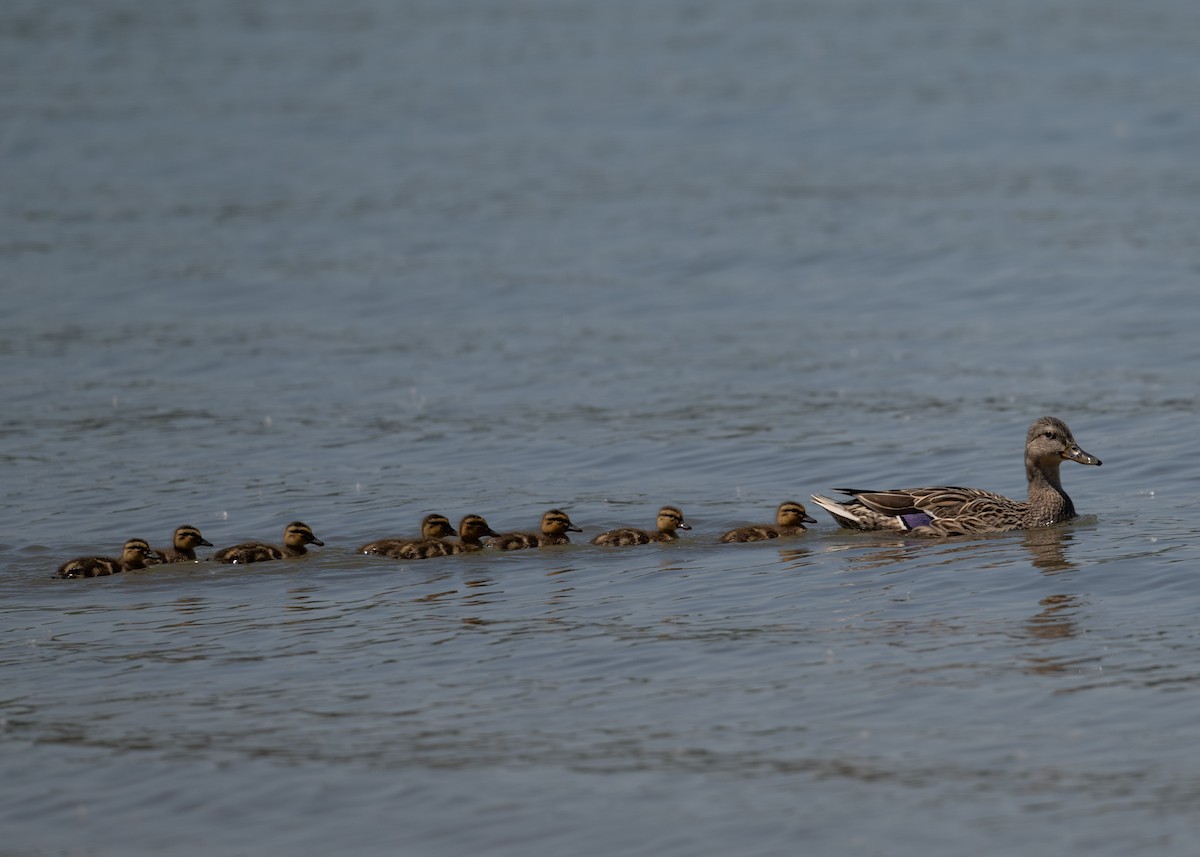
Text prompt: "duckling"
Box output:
[[213, 521, 324, 564], [491, 509, 582, 551], [591, 506, 690, 546], [146, 525, 213, 564], [719, 501, 818, 543], [383, 514, 498, 559], [358, 514, 455, 556], [56, 538, 154, 579]]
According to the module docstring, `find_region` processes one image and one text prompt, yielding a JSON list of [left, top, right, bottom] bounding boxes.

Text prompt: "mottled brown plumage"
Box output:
[[592, 506, 690, 546], [56, 539, 154, 579], [719, 501, 817, 543], [491, 509, 582, 550], [359, 514, 455, 556], [381, 515, 498, 559], [811, 417, 1101, 536], [146, 525, 213, 564], [213, 521, 324, 564]]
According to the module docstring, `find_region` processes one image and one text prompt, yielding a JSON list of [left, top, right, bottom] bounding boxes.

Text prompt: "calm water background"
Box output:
[[3, 0, 1200, 854]]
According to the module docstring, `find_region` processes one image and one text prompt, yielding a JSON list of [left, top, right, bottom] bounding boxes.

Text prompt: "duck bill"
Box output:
[[1065, 445, 1101, 466]]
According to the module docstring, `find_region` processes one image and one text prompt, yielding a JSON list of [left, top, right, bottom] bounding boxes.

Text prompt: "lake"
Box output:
[[3, 0, 1200, 854]]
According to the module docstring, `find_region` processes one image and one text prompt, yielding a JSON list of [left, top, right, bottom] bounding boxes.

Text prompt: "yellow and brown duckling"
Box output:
[[591, 505, 690, 546], [56, 538, 154, 579], [146, 525, 213, 564], [491, 509, 582, 551], [213, 521, 324, 564], [718, 501, 818, 543], [382, 514, 499, 560], [358, 513, 455, 556]]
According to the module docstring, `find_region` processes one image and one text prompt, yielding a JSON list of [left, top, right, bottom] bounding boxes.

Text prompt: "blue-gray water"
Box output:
[[3, 1, 1200, 854]]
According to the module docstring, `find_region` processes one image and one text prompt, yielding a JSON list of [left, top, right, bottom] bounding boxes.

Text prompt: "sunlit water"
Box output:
[[4, 0, 1200, 854]]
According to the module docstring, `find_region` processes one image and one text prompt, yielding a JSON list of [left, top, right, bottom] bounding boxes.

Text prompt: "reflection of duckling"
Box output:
[[383, 515, 498, 559], [491, 509, 582, 550], [213, 521, 324, 564], [147, 525, 213, 563], [719, 501, 817, 543], [591, 506, 690, 546], [359, 514, 454, 556], [57, 539, 154, 578]]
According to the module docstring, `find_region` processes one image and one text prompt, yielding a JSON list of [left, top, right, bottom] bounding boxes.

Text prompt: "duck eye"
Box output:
[[1043, 430, 1056, 439]]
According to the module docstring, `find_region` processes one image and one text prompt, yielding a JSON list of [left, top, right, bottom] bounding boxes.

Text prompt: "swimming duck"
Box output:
[[491, 509, 582, 550], [719, 501, 818, 543], [381, 514, 498, 559], [213, 521, 324, 564], [56, 538, 154, 578], [810, 416, 1101, 536], [146, 525, 213, 564], [591, 506, 690, 546], [358, 514, 455, 556]]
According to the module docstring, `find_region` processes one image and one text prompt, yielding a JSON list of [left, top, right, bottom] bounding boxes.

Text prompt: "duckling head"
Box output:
[[420, 514, 456, 540], [174, 525, 213, 550], [541, 509, 582, 536], [776, 501, 818, 527], [656, 506, 690, 534], [122, 538, 154, 565], [458, 515, 499, 542], [283, 521, 324, 548]]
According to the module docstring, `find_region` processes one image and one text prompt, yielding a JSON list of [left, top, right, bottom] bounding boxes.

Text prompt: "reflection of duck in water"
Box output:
[[491, 509, 582, 550], [592, 506, 690, 546], [812, 417, 1101, 536], [719, 501, 817, 543], [358, 514, 455, 556], [57, 539, 154, 578], [214, 522, 324, 564]]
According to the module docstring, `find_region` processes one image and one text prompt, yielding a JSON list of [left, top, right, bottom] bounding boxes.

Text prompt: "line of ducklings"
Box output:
[[54, 502, 818, 579]]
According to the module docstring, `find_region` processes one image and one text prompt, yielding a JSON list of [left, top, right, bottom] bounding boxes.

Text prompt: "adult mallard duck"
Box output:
[[719, 501, 817, 543], [811, 416, 1101, 536], [383, 514, 498, 559], [491, 509, 582, 550], [146, 525, 213, 564], [358, 514, 455, 556], [591, 505, 690, 546], [56, 538, 154, 578], [213, 521, 324, 564]]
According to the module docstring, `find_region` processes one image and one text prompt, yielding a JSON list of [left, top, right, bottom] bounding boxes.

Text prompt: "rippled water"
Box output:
[[4, 0, 1200, 854]]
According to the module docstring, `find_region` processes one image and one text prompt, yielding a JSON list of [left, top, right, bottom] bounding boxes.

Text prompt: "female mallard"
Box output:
[[591, 505, 690, 546], [383, 514, 498, 559], [719, 501, 818, 543], [491, 509, 582, 550], [811, 416, 1101, 536], [56, 538, 154, 578], [213, 521, 324, 564], [358, 514, 455, 556], [146, 525, 213, 564]]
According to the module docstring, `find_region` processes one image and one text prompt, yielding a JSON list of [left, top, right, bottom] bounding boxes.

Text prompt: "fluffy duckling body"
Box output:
[[491, 509, 582, 551], [719, 501, 818, 543], [359, 514, 455, 556], [591, 506, 690, 546], [57, 539, 154, 579], [382, 515, 498, 560], [213, 521, 324, 564], [146, 525, 213, 564]]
